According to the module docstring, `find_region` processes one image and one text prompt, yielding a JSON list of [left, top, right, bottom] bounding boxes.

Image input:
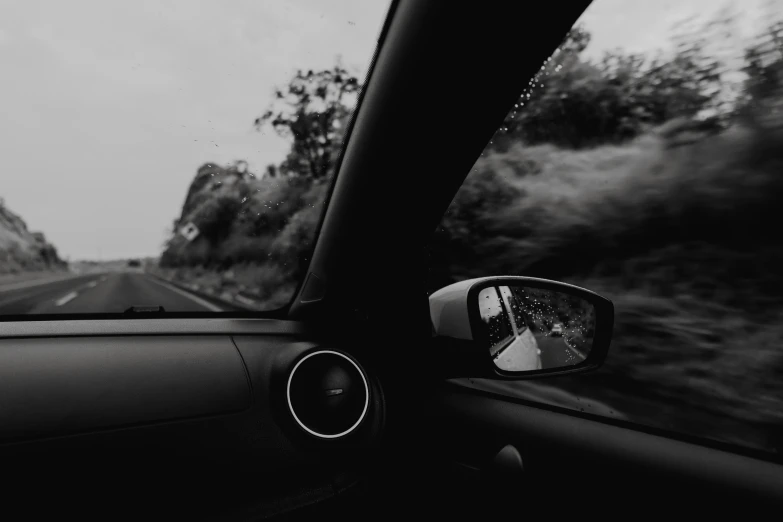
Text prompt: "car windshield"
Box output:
[[0, 0, 390, 316]]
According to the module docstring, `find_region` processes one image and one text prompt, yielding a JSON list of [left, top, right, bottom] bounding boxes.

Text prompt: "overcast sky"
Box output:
[[0, 0, 777, 260], [0, 0, 390, 260]]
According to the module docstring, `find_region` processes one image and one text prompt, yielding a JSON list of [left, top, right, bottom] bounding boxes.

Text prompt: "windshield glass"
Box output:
[[0, 0, 390, 315]]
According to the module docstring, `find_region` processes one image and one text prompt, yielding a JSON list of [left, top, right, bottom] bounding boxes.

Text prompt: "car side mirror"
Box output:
[[429, 277, 614, 379]]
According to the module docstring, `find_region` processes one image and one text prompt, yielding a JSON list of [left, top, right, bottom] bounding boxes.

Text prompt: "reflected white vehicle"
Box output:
[[482, 286, 542, 372]]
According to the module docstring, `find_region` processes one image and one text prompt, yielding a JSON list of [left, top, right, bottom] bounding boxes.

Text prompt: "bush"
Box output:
[[432, 124, 783, 294], [159, 164, 331, 306], [430, 123, 783, 445]]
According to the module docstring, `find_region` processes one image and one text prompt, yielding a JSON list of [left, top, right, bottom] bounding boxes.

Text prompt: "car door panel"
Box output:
[[418, 382, 783, 515]]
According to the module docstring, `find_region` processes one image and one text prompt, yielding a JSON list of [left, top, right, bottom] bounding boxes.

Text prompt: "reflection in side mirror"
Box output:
[[429, 276, 613, 379], [478, 285, 596, 372]]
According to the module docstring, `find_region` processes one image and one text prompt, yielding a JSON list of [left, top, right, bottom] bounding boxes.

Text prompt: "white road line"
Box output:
[[564, 341, 587, 361], [86, 281, 98, 288], [146, 277, 224, 312], [234, 295, 258, 307], [55, 291, 79, 306], [0, 274, 84, 293]]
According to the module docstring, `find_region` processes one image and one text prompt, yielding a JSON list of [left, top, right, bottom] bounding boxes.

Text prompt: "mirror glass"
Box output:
[[477, 285, 596, 372]]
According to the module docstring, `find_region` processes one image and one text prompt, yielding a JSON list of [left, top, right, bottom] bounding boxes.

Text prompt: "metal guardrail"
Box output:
[[144, 271, 261, 312]]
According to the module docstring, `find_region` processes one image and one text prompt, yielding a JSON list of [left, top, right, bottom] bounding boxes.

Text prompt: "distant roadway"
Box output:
[[0, 271, 237, 315]]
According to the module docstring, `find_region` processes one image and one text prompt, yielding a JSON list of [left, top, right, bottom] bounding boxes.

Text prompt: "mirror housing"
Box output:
[[429, 277, 614, 379]]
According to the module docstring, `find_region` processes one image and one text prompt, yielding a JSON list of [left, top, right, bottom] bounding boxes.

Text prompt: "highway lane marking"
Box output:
[[55, 291, 79, 306], [0, 274, 85, 293], [146, 276, 224, 312], [563, 339, 588, 361], [234, 295, 258, 307], [566, 346, 587, 361], [52, 277, 103, 306], [0, 275, 101, 301], [0, 275, 106, 310]]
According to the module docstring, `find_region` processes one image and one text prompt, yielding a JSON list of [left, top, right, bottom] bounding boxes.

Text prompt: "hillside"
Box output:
[[0, 199, 67, 275], [157, 162, 326, 309], [153, 64, 358, 310]]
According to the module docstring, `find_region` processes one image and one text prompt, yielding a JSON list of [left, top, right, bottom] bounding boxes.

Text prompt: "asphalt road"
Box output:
[[537, 334, 586, 368], [492, 330, 587, 371], [0, 272, 231, 315]]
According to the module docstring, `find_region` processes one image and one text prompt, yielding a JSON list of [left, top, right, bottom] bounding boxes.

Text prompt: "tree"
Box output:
[[254, 62, 361, 180], [740, 17, 783, 129], [492, 14, 740, 150], [496, 26, 591, 142]]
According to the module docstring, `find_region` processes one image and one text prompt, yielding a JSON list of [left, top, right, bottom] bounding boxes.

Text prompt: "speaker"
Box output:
[[286, 350, 370, 439]]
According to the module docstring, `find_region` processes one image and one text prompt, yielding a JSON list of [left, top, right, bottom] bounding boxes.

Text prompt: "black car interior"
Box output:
[[2, 1, 782, 520]]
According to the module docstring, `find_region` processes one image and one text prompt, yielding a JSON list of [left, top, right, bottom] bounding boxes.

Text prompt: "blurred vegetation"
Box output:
[[508, 286, 595, 341], [157, 5, 783, 451], [433, 7, 783, 453], [159, 64, 357, 308], [254, 63, 360, 180]]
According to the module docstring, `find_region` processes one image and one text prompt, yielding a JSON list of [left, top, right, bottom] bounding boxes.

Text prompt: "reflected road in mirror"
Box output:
[[478, 285, 595, 372]]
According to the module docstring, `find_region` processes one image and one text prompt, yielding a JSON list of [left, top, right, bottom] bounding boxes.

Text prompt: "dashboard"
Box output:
[[0, 320, 385, 520]]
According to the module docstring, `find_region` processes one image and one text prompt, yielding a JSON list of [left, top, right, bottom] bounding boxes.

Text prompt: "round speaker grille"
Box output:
[[286, 350, 369, 439]]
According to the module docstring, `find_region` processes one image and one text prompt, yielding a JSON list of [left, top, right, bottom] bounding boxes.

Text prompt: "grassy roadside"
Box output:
[[148, 264, 296, 311], [429, 123, 783, 453]]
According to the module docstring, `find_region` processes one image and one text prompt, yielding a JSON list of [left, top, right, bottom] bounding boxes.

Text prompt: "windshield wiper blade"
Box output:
[[124, 305, 166, 314]]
